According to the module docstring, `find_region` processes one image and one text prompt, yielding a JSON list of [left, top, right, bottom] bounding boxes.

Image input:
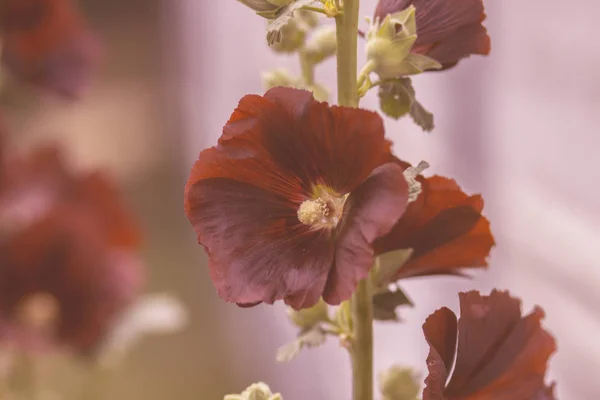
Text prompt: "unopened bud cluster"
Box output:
[[365, 6, 441, 79]]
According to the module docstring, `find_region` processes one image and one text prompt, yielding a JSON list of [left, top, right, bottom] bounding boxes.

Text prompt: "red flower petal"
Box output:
[[185, 88, 397, 308], [422, 290, 557, 400], [374, 0, 490, 69], [324, 163, 408, 304], [1, 0, 101, 99], [0, 205, 142, 353], [374, 169, 494, 280], [187, 178, 334, 309], [207, 87, 392, 195], [422, 307, 457, 400], [0, 141, 143, 354]]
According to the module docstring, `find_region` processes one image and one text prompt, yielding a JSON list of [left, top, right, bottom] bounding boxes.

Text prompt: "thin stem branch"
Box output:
[[299, 50, 315, 85], [335, 0, 359, 108], [300, 5, 330, 15]]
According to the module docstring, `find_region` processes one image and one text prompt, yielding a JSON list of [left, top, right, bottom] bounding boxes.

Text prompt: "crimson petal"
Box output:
[[187, 178, 334, 309], [374, 171, 494, 281], [422, 290, 557, 400], [324, 163, 408, 304], [185, 88, 398, 308]]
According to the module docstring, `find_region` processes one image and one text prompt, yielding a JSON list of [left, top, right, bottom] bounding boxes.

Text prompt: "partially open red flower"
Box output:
[[184, 87, 409, 309], [0, 0, 102, 99], [422, 290, 557, 400], [374, 160, 494, 281], [374, 0, 491, 70], [0, 142, 143, 355]]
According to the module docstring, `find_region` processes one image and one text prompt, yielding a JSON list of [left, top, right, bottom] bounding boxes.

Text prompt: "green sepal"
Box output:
[[372, 249, 414, 291], [276, 326, 327, 362], [372, 287, 414, 321]]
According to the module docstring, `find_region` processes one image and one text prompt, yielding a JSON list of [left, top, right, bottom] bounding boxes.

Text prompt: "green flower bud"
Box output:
[[261, 69, 330, 102], [365, 6, 441, 78], [224, 382, 283, 400], [287, 298, 329, 330], [379, 366, 421, 400], [237, 0, 294, 18], [334, 300, 353, 334], [269, 17, 306, 53], [303, 25, 337, 65], [262, 68, 297, 90], [296, 9, 320, 29]]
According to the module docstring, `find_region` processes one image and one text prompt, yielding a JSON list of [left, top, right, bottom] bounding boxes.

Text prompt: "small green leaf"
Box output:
[[372, 286, 414, 321], [378, 81, 412, 120], [286, 298, 330, 330], [378, 78, 435, 132], [373, 249, 414, 290], [410, 97, 434, 132], [334, 300, 353, 334], [403, 53, 442, 73], [276, 327, 326, 362]]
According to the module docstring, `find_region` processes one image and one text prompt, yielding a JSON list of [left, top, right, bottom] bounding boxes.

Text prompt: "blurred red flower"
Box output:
[[0, 140, 143, 355], [374, 159, 495, 281], [185, 87, 409, 310], [422, 290, 557, 400], [0, 0, 102, 99], [374, 0, 491, 70]]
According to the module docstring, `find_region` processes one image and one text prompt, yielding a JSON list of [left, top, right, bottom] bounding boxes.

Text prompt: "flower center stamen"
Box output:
[[297, 198, 329, 226]]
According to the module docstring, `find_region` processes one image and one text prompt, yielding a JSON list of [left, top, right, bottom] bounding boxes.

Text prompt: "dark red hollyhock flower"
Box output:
[[0, 144, 143, 355], [0, 0, 102, 99], [422, 290, 557, 400], [374, 0, 491, 70], [185, 87, 409, 310], [374, 159, 494, 281]]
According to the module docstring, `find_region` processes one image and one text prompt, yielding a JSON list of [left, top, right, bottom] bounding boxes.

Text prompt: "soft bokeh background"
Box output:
[[2, 0, 599, 399]]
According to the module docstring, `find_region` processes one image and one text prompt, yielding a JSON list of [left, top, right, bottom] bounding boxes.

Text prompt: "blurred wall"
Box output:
[[1, 0, 237, 398]]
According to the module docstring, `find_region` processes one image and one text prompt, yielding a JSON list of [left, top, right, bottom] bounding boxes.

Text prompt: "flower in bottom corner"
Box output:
[[184, 87, 410, 310], [0, 140, 143, 356], [422, 290, 557, 400], [0, 0, 102, 99]]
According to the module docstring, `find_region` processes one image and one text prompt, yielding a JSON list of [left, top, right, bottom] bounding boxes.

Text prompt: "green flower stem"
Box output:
[[335, 1, 373, 398], [335, 0, 359, 108], [299, 50, 315, 85], [350, 277, 374, 400]]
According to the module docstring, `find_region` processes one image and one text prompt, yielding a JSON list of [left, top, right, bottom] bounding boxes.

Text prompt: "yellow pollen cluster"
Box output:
[[297, 198, 329, 226]]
